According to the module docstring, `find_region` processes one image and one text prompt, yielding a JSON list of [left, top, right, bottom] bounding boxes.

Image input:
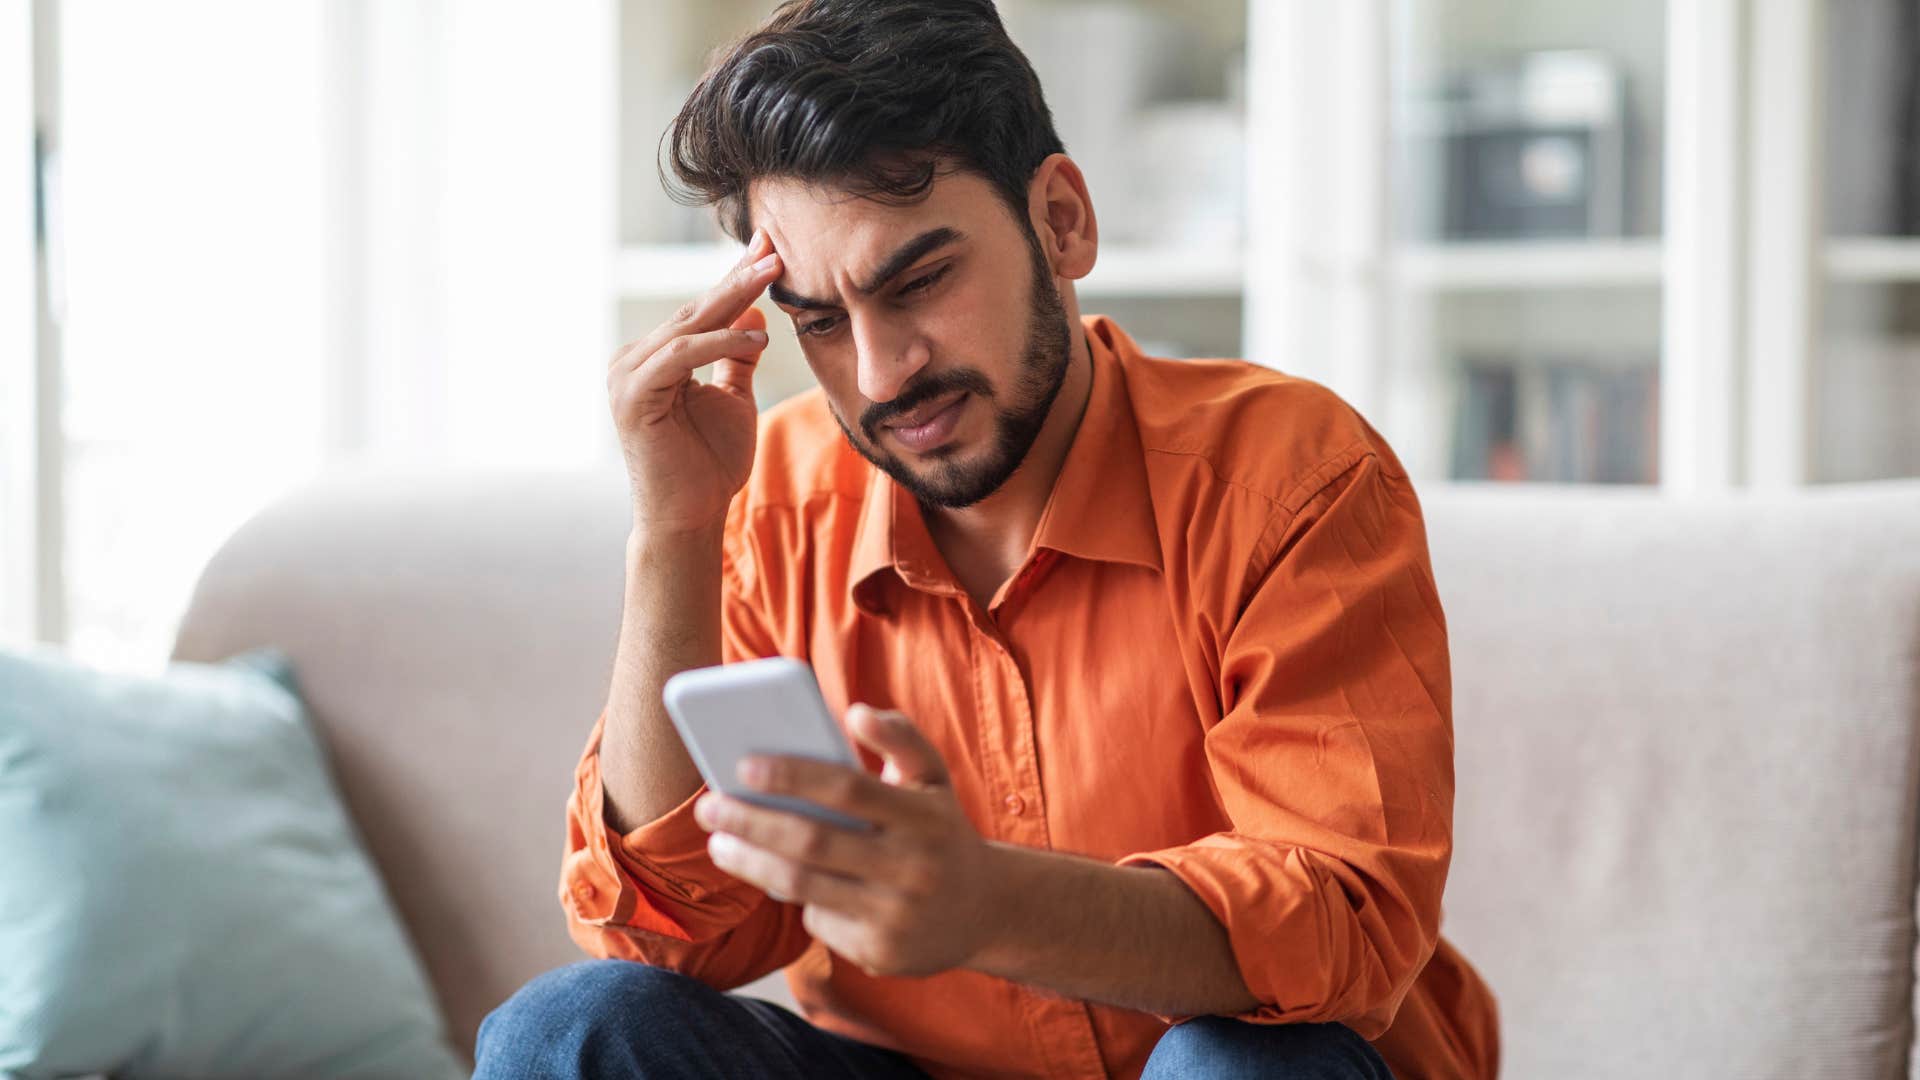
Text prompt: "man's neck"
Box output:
[[921, 327, 1095, 600]]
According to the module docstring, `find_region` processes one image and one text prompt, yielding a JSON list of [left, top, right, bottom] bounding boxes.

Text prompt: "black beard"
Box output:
[[829, 229, 1074, 510]]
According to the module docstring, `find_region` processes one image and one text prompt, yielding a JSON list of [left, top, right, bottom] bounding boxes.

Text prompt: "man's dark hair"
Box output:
[[663, 0, 1067, 244]]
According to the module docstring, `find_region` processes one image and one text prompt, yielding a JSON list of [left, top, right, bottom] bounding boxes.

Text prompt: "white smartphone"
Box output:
[[661, 656, 874, 833]]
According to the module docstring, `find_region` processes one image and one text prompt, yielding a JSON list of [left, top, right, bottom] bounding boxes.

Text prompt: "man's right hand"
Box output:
[[608, 226, 783, 534]]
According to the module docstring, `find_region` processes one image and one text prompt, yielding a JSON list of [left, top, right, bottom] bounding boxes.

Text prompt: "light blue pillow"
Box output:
[[0, 644, 465, 1080]]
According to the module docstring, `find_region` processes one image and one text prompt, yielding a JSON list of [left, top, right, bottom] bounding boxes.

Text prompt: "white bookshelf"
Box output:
[[1826, 239, 1920, 284], [1394, 240, 1663, 292], [1077, 246, 1245, 298], [611, 0, 1917, 491]]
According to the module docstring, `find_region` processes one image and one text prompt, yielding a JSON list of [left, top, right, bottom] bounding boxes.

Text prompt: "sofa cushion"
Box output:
[[1424, 480, 1920, 1080], [0, 643, 464, 1080]]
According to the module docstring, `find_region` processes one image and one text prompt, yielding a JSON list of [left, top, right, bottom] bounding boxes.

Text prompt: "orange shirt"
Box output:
[[561, 313, 1500, 1080]]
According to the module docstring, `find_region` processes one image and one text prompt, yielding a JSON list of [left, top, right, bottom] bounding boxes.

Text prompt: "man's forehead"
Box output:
[[750, 177, 982, 309], [752, 177, 952, 250]]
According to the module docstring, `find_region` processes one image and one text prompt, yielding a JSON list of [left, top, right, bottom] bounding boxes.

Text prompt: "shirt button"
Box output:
[[573, 880, 597, 900], [1003, 793, 1025, 815]]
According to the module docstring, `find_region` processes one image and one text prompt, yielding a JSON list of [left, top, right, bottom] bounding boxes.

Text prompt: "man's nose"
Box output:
[[854, 318, 932, 404]]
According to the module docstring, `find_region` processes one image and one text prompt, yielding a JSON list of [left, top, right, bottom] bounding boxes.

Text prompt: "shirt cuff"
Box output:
[[1117, 833, 1415, 1036], [561, 716, 764, 942]]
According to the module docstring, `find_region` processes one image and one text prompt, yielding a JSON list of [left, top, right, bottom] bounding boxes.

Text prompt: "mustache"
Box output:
[[860, 367, 994, 439]]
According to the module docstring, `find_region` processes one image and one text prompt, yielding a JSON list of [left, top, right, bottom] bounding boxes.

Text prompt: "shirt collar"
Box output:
[[848, 313, 1163, 614]]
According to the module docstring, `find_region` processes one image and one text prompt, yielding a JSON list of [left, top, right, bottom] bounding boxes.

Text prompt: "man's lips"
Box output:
[[881, 390, 968, 431], [880, 391, 970, 454]]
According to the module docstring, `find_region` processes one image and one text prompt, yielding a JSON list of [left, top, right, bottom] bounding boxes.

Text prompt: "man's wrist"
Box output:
[[628, 517, 726, 554], [965, 840, 1041, 976]]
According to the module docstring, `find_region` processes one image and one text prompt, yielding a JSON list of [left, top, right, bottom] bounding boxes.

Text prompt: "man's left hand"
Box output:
[[692, 703, 1002, 978]]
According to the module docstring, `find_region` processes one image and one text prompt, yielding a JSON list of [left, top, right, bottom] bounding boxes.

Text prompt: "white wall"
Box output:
[[338, 0, 618, 471], [0, 0, 36, 645]]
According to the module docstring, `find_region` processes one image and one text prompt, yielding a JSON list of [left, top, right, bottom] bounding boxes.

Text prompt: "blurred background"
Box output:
[[2, 0, 1915, 673]]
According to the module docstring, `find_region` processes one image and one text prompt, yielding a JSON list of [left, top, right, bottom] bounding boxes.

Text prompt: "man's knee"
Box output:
[[475, 960, 720, 1075], [1142, 1016, 1395, 1080], [483, 958, 714, 1039]]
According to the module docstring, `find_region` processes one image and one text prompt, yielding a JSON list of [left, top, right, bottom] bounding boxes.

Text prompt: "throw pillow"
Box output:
[[0, 643, 464, 1079]]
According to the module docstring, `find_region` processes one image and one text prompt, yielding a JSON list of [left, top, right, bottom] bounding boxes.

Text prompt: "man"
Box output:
[[475, 1, 1499, 1077]]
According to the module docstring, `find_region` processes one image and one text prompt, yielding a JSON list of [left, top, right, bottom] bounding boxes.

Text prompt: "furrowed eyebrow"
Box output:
[[766, 226, 965, 311]]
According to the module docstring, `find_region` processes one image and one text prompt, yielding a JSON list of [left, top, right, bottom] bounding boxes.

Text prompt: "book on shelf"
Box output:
[[1451, 354, 1658, 484]]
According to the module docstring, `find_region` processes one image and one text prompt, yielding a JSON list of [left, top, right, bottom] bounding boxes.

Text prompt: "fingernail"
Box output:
[[709, 832, 738, 860], [743, 328, 768, 343], [753, 252, 779, 273]]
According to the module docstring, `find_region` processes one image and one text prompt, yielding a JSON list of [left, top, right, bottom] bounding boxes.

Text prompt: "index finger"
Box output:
[[670, 227, 782, 338], [738, 753, 910, 822], [614, 230, 781, 375]]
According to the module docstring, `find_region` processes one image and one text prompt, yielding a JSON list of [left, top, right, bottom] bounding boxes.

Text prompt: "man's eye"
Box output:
[[795, 265, 949, 339], [900, 264, 952, 296]]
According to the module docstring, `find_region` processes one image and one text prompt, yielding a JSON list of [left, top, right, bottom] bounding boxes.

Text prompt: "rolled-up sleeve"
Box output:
[[1116, 449, 1454, 1037], [559, 509, 812, 989]]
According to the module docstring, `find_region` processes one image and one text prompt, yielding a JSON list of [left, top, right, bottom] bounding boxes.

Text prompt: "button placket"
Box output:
[[959, 601, 1014, 841], [966, 607, 1047, 845], [992, 639, 1049, 848]]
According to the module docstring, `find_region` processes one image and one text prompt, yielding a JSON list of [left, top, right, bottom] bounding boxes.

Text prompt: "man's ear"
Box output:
[[1026, 153, 1098, 282]]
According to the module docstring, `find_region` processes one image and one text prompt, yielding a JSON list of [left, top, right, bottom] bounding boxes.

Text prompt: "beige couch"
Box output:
[[170, 466, 1920, 1077]]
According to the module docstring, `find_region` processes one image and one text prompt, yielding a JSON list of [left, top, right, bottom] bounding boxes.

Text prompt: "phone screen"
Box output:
[[662, 657, 875, 832]]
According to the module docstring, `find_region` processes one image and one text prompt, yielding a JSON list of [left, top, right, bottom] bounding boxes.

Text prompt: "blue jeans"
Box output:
[[475, 959, 1396, 1079]]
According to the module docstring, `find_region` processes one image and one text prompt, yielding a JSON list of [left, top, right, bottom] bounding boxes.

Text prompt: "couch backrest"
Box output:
[[172, 466, 1920, 1076], [1421, 480, 1920, 1079], [172, 466, 633, 1060]]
